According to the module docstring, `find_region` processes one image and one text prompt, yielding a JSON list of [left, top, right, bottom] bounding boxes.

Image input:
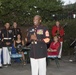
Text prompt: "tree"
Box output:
[[0, 0, 63, 26]]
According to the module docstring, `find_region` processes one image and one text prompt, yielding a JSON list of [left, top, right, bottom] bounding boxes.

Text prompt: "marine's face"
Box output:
[[5, 23, 10, 29], [33, 16, 41, 26], [56, 21, 60, 27], [13, 22, 17, 28]]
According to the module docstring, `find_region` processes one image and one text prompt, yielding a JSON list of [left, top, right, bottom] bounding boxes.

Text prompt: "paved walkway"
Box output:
[[0, 57, 76, 75]]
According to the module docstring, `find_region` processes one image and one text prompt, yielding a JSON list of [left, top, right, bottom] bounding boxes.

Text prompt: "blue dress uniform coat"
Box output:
[[12, 28, 21, 40], [27, 25, 50, 59], [2, 28, 13, 47]]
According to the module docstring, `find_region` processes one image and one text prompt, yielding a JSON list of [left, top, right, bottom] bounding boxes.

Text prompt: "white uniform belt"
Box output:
[[4, 38, 12, 40]]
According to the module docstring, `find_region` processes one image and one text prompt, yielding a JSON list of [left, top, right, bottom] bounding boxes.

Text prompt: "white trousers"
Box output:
[[58, 42, 63, 58], [30, 57, 46, 75], [0, 48, 2, 66], [3, 47, 11, 65]]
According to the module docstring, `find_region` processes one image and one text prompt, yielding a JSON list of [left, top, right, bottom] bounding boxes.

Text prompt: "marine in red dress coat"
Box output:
[[51, 21, 64, 42], [51, 21, 64, 58]]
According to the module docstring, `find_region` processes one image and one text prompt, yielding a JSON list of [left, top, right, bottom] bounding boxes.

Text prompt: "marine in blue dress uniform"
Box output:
[[27, 15, 50, 75], [2, 23, 13, 67], [12, 22, 22, 40]]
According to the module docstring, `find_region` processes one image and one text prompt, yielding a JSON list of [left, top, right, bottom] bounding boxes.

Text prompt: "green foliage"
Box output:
[[0, 0, 63, 25]]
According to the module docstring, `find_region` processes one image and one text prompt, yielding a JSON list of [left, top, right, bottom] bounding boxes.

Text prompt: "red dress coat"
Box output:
[[52, 25, 64, 42]]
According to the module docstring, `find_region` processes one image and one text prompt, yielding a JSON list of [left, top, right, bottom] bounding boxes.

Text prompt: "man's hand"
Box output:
[[43, 38, 50, 43], [6, 42, 10, 45], [31, 33, 37, 41]]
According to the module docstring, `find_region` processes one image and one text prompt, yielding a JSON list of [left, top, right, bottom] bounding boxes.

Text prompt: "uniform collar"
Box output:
[[34, 24, 42, 28]]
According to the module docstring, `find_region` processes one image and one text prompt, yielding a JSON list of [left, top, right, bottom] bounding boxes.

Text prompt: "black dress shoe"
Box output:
[[8, 64, 11, 66], [58, 58, 61, 60]]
